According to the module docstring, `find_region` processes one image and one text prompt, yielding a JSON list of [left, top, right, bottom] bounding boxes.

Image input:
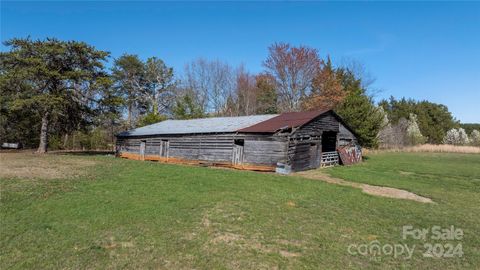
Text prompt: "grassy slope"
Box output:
[[1, 153, 479, 269]]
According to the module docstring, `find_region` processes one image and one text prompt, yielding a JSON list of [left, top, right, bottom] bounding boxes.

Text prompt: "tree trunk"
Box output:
[[37, 112, 49, 153], [111, 119, 116, 152], [128, 103, 133, 128], [63, 133, 69, 149]]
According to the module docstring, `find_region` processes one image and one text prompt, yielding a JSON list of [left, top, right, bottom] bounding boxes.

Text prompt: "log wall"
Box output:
[[338, 122, 358, 146], [116, 133, 288, 170], [116, 111, 360, 173]]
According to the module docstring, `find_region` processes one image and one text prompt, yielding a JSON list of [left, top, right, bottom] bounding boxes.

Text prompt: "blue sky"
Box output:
[[2, 1, 479, 122]]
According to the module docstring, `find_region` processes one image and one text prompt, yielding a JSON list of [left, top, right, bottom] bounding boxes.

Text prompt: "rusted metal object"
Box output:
[[238, 110, 330, 133], [337, 145, 362, 165]]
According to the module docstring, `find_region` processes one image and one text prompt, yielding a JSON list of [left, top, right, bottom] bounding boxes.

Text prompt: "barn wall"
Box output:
[[115, 111, 359, 173], [338, 122, 358, 146], [116, 133, 288, 169], [288, 111, 341, 172], [243, 137, 287, 165], [293, 111, 339, 137]]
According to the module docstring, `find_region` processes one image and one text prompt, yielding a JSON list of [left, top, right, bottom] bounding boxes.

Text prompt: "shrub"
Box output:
[[470, 130, 480, 146]]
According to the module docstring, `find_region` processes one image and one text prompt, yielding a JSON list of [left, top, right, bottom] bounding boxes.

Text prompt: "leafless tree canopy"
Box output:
[[183, 58, 235, 115], [233, 66, 258, 116], [263, 43, 322, 112]]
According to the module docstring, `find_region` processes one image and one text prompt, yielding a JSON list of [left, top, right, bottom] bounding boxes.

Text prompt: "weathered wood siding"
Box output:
[[116, 111, 359, 172], [338, 122, 358, 146], [243, 138, 287, 165], [293, 111, 339, 138], [116, 133, 287, 167], [288, 111, 340, 172]]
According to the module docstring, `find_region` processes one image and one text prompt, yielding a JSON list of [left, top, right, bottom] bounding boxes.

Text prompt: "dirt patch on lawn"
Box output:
[[296, 171, 433, 203], [0, 152, 96, 179], [198, 202, 304, 261]]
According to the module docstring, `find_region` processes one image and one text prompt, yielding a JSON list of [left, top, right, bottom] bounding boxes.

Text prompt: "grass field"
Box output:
[[1, 152, 479, 269]]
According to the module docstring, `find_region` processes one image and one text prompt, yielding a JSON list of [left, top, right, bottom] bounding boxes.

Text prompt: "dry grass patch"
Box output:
[[198, 202, 304, 263], [0, 151, 96, 179], [296, 170, 433, 203], [366, 144, 480, 154]]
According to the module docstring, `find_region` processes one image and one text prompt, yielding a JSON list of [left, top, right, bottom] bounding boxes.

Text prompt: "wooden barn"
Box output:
[[115, 109, 361, 173]]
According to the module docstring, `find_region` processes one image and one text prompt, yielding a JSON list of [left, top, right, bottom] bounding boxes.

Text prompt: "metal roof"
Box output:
[[238, 109, 331, 133], [117, 114, 279, 137]]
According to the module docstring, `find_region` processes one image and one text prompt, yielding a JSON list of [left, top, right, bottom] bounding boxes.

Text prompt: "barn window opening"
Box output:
[[234, 139, 244, 146]]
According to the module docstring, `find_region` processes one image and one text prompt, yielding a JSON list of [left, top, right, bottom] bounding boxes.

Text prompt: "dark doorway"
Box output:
[[232, 139, 244, 165], [140, 140, 146, 160], [321, 131, 337, 152]]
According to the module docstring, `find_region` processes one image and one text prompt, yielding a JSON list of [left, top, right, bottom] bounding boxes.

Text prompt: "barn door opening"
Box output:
[[232, 139, 244, 165], [160, 139, 169, 158], [140, 140, 146, 160], [321, 131, 337, 152], [321, 131, 339, 167]]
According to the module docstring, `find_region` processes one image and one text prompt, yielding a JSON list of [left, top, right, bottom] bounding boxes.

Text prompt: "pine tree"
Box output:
[[335, 69, 383, 148], [0, 38, 109, 153], [173, 93, 205, 120]]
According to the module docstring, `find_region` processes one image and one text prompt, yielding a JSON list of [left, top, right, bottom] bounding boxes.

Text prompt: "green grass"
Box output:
[[1, 152, 479, 269]]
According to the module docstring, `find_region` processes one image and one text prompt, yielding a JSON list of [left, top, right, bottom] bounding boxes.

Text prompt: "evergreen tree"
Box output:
[[111, 54, 146, 128], [379, 97, 457, 143], [0, 38, 109, 153], [172, 93, 205, 120], [335, 69, 383, 148], [144, 57, 177, 115]]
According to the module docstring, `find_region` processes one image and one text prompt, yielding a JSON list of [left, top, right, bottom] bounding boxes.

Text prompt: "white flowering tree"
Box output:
[[406, 113, 426, 145], [376, 107, 394, 148], [458, 128, 469, 145], [443, 129, 460, 145], [469, 130, 480, 146], [443, 128, 470, 145]]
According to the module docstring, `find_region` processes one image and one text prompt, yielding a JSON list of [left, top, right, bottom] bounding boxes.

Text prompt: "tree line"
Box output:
[[0, 37, 470, 153]]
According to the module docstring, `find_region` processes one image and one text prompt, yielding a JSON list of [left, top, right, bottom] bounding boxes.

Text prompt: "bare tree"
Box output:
[[263, 42, 321, 112], [234, 66, 258, 116], [183, 58, 235, 115], [183, 59, 210, 112], [338, 57, 379, 96]]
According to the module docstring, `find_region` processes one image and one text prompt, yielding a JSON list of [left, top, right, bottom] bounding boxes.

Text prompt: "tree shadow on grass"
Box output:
[[50, 150, 114, 156]]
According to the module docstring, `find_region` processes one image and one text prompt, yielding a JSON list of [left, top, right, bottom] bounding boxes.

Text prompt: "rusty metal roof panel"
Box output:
[[237, 109, 331, 133], [117, 114, 279, 137]]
